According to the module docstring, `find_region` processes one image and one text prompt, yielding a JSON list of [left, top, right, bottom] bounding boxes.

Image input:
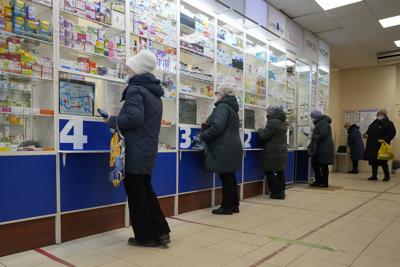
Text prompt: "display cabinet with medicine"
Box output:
[[310, 63, 317, 112], [243, 34, 267, 150], [296, 60, 311, 149], [286, 58, 296, 148], [0, 0, 54, 153], [317, 66, 329, 114], [178, 1, 215, 147], [267, 44, 287, 108], [130, 0, 177, 152]]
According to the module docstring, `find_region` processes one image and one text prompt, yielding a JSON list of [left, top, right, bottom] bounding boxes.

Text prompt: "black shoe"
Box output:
[[348, 170, 359, 174], [212, 207, 233, 215], [128, 238, 158, 247], [309, 182, 321, 187], [157, 234, 171, 246], [232, 206, 240, 213], [318, 184, 329, 188], [383, 177, 391, 182], [368, 177, 378, 181]]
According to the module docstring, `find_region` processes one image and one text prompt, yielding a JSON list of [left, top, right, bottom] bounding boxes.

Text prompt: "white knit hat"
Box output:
[[126, 50, 157, 75], [216, 82, 237, 97]]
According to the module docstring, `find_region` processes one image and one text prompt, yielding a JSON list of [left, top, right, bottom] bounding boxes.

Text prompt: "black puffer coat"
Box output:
[[311, 115, 334, 165], [108, 73, 164, 174], [363, 117, 396, 162], [258, 108, 288, 171], [347, 124, 364, 161], [200, 96, 243, 173]]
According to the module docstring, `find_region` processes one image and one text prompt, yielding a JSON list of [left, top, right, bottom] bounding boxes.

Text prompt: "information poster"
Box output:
[[60, 79, 95, 116], [343, 109, 378, 135]]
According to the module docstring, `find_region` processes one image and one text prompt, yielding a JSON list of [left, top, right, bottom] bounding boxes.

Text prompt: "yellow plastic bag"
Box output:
[[378, 141, 396, 160]]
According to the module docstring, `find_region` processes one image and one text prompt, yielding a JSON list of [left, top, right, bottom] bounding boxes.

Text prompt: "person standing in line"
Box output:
[[309, 110, 334, 188], [363, 109, 396, 181], [344, 122, 365, 174], [200, 83, 243, 215], [258, 106, 288, 199], [106, 50, 170, 247]]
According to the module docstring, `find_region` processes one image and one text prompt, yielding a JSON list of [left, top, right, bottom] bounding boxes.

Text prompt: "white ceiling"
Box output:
[[268, 0, 400, 69]]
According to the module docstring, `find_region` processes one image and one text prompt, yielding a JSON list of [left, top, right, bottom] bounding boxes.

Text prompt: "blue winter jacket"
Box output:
[[108, 73, 164, 174]]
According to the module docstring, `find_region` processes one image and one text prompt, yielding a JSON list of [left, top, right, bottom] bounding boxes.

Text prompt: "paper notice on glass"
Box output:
[[104, 82, 125, 116]]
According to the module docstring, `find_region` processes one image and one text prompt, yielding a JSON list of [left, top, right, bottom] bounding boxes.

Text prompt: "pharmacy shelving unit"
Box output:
[[1, 0, 330, 256]]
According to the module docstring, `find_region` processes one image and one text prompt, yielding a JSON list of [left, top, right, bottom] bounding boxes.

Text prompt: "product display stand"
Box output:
[[0, 0, 330, 256]]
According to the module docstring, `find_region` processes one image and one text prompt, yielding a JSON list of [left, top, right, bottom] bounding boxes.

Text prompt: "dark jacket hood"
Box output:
[[216, 96, 239, 112], [268, 108, 286, 122], [348, 124, 360, 131], [315, 115, 332, 125], [122, 73, 164, 101]]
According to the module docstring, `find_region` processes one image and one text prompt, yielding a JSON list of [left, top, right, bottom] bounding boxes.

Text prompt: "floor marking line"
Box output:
[[248, 181, 400, 267], [34, 248, 76, 267], [168, 217, 335, 252]]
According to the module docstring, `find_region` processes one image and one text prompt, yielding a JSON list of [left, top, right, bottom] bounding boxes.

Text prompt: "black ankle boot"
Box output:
[[212, 207, 233, 215], [128, 238, 158, 247]]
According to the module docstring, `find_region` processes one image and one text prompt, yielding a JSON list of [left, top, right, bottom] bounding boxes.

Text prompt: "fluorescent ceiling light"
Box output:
[[314, 0, 362, 10], [395, 40, 400, 47], [286, 61, 295, 67], [379, 15, 400, 28]]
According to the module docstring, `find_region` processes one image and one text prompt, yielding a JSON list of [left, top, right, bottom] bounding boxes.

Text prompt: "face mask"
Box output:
[[124, 75, 131, 83], [377, 115, 385, 120]]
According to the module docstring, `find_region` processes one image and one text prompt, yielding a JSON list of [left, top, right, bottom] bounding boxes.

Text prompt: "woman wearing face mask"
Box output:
[[258, 106, 288, 199], [363, 109, 396, 181], [309, 110, 334, 187], [200, 82, 243, 215], [106, 50, 170, 247]]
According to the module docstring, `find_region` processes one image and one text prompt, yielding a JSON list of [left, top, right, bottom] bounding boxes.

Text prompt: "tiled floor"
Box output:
[[2, 172, 400, 267]]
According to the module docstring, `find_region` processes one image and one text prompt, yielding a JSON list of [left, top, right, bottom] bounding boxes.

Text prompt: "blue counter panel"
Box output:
[[243, 150, 265, 183], [295, 150, 311, 183], [0, 155, 56, 222], [152, 153, 177, 196], [285, 151, 295, 184], [60, 153, 126, 212], [178, 152, 213, 193]]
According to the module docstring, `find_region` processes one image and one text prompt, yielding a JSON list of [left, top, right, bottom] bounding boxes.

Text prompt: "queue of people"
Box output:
[[104, 50, 396, 248]]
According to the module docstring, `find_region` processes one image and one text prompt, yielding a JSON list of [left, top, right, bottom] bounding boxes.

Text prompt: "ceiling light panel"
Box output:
[[379, 15, 400, 28], [314, 0, 363, 11]]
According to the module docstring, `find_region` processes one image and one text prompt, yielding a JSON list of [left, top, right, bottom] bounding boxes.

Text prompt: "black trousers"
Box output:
[[371, 160, 390, 178], [312, 163, 329, 186], [219, 173, 239, 210], [124, 173, 170, 241], [352, 160, 359, 172], [265, 171, 286, 196]]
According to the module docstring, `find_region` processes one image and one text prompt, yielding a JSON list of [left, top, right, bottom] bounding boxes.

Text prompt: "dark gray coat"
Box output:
[[200, 96, 243, 173], [258, 108, 288, 171], [364, 117, 396, 162], [347, 124, 364, 161], [108, 73, 164, 174], [311, 115, 334, 165]]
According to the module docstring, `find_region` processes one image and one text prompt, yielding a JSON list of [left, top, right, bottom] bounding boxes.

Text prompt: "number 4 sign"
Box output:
[[60, 119, 88, 149]]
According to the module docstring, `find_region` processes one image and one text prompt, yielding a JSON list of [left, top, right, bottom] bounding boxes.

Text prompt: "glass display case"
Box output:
[[310, 63, 317, 112], [267, 45, 286, 108], [179, 2, 215, 127], [317, 67, 329, 113], [286, 59, 296, 148], [130, 0, 177, 151], [216, 19, 244, 108], [296, 60, 311, 149], [0, 0, 54, 153]]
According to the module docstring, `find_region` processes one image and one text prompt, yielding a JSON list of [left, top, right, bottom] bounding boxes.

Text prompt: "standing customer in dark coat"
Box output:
[[201, 83, 243, 215], [309, 110, 334, 188], [344, 123, 364, 174], [106, 50, 170, 247], [258, 106, 288, 199], [363, 109, 396, 181]]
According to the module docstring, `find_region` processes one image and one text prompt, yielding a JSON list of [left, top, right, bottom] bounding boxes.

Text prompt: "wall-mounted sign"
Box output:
[[302, 30, 319, 63], [318, 39, 330, 68], [285, 18, 303, 52], [245, 0, 268, 28], [268, 5, 286, 37]]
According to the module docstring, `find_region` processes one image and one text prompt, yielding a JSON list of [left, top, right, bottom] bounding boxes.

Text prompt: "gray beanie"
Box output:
[[216, 82, 237, 97], [126, 50, 157, 75], [310, 109, 323, 119]]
